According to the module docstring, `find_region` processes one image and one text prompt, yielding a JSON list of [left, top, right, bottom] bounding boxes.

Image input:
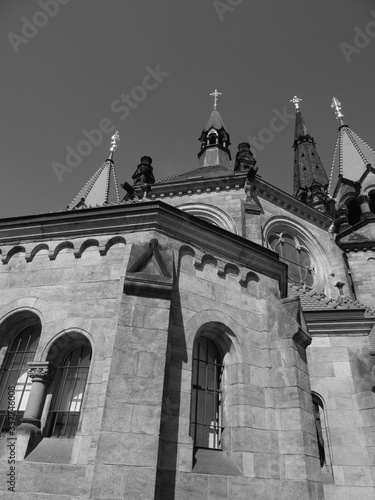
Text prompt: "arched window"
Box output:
[[346, 198, 361, 226], [369, 190, 375, 214], [268, 232, 315, 286], [312, 392, 332, 472], [0, 325, 41, 434], [47, 344, 91, 438], [190, 336, 223, 449]]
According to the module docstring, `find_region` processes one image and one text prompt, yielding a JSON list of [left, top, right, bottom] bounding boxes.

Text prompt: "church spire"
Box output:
[[197, 89, 231, 168], [328, 97, 375, 198], [291, 96, 329, 212], [67, 131, 120, 210]]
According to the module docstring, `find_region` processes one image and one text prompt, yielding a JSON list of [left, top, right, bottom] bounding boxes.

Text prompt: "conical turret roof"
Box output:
[[67, 132, 120, 210], [329, 125, 375, 196], [293, 109, 328, 196], [205, 109, 226, 130], [67, 159, 120, 210]]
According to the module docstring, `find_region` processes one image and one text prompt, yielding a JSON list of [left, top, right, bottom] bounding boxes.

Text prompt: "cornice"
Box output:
[[149, 171, 247, 198], [0, 201, 288, 298], [148, 172, 332, 230], [304, 309, 375, 336], [253, 178, 332, 230]]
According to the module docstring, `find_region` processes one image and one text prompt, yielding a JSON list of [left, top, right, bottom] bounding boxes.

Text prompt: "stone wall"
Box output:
[[308, 334, 375, 500]]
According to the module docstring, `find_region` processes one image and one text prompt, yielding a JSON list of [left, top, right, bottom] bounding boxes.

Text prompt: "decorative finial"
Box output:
[[109, 131, 120, 160], [210, 89, 222, 110], [290, 95, 302, 111], [331, 97, 344, 126]]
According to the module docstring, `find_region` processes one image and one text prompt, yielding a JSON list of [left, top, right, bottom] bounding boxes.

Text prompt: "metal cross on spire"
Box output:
[[109, 131, 120, 160], [331, 97, 345, 126], [290, 95, 302, 111], [210, 89, 222, 110]]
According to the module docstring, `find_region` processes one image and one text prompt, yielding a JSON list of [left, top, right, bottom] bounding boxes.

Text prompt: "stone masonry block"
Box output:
[[342, 465, 373, 487], [96, 432, 158, 466], [130, 405, 161, 435], [16, 463, 88, 496], [90, 463, 126, 499], [333, 446, 370, 466], [102, 403, 133, 433], [285, 455, 308, 481], [254, 453, 271, 478], [123, 466, 157, 500], [107, 376, 164, 405]]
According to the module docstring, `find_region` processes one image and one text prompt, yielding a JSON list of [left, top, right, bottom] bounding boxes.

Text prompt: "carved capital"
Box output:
[[357, 194, 370, 205], [27, 362, 57, 384]]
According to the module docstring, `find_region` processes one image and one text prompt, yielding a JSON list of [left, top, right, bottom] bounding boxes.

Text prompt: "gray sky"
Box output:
[[1, 0, 374, 217]]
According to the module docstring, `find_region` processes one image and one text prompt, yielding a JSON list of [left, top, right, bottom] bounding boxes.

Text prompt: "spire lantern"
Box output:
[[197, 91, 231, 168], [331, 97, 345, 127]]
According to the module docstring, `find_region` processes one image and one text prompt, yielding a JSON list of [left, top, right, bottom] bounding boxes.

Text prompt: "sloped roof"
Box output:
[[288, 281, 375, 317], [67, 160, 120, 210], [328, 125, 375, 195], [205, 109, 226, 130], [155, 163, 236, 185], [294, 110, 309, 139]]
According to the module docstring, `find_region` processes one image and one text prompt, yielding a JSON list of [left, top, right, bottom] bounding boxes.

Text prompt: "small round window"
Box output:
[[268, 232, 315, 286]]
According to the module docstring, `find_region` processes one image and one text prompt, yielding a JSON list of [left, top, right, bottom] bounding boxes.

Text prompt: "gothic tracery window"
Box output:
[[268, 232, 315, 286], [190, 336, 223, 449]]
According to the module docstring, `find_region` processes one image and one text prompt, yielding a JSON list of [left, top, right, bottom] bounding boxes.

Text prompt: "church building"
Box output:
[[0, 92, 375, 500]]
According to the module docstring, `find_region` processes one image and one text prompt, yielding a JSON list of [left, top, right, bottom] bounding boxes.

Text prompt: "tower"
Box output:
[[329, 97, 375, 231], [197, 89, 231, 168], [291, 96, 330, 213]]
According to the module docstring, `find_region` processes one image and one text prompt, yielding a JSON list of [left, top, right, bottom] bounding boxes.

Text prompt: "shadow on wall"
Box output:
[[154, 250, 188, 500]]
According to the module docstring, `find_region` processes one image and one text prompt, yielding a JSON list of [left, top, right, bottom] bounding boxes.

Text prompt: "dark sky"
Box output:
[[1, 0, 375, 217]]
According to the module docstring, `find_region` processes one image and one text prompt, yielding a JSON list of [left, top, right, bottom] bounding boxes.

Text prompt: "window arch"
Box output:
[[0, 324, 41, 434], [190, 336, 223, 449], [346, 198, 361, 226], [312, 392, 332, 473], [369, 190, 375, 214], [268, 232, 315, 286], [176, 203, 238, 234], [46, 343, 91, 438]]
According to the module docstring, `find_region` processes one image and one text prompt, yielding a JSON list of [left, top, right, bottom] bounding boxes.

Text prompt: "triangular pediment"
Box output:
[[125, 238, 173, 298]]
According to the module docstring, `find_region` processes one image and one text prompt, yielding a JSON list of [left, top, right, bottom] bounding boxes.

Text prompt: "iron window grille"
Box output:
[[190, 336, 223, 449], [0, 325, 41, 435], [47, 344, 91, 438]]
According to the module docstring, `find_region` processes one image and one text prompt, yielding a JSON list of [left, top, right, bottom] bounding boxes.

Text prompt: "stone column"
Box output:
[[15, 361, 57, 460], [357, 194, 375, 220], [334, 207, 350, 233], [20, 361, 57, 430]]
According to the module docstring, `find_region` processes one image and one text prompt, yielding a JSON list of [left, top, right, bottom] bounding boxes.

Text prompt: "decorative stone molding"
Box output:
[[0, 236, 126, 264], [27, 361, 57, 384]]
